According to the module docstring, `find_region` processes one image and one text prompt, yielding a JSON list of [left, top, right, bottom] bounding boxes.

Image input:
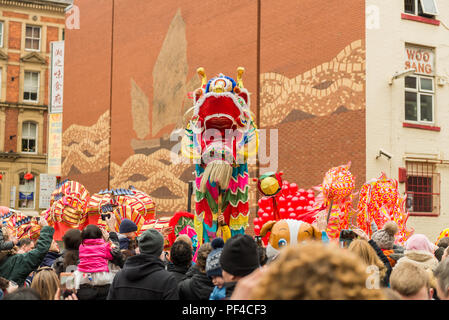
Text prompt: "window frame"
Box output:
[[404, 0, 438, 17], [18, 172, 35, 210], [404, 75, 435, 125], [23, 71, 40, 103], [405, 161, 440, 216], [24, 25, 41, 52], [0, 21, 4, 48], [21, 121, 38, 154]]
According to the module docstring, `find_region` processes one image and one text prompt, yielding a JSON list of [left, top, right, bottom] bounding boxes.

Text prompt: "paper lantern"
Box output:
[[24, 173, 33, 181]]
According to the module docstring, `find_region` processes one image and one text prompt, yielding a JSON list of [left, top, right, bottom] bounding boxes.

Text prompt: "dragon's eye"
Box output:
[[278, 238, 287, 247]]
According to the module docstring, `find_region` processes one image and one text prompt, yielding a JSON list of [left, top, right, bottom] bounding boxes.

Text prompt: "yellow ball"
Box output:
[[260, 177, 280, 196]]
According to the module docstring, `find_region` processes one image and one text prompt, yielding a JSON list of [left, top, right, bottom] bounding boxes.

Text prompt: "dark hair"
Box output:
[[3, 287, 41, 300], [170, 240, 192, 267], [63, 229, 82, 250], [435, 247, 446, 262], [257, 246, 268, 266], [81, 224, 102, 241], [437, 237, 449, 248], [17, 238, 33, 248]]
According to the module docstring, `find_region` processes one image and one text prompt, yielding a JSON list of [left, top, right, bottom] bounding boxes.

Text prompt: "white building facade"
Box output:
[[366, 0, 449, 241]]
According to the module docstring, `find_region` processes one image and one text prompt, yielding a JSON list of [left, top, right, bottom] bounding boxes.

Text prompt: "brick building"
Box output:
[[0, 0, 69, 214], [61, 0, 449, 240]]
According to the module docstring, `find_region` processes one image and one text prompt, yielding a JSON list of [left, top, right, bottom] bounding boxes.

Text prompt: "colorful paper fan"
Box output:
[[6, 213, 41, 240], [45, 180, 90, 240], [139, 216, 172, 249], [167, 211, 195, 246], [356, 172, 413, 245], [314, 162, 356, 240], [106, 205, 145, 233], [436, 228, 449, 245]]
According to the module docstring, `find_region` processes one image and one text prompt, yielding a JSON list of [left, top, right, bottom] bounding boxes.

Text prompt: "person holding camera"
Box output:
[[0, 217, 54, 286]]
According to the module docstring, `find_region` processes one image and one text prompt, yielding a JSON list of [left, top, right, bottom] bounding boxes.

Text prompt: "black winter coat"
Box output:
[[169, 264, 191, 284], [178, 270, 215, 300], [107, 253, 178, 300]]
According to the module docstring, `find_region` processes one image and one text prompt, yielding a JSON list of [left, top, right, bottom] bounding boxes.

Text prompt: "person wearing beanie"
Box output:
[[371, 221, 404, 267], [205, 238, 226, 300], [118, 218, 138, 252], [107, 229, 178, 300], [219, 234, 260, 299], [178, 242, 215, 300]]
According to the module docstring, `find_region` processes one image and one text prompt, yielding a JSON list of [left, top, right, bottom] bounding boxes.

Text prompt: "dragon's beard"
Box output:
[[200, 160, 233, 193]]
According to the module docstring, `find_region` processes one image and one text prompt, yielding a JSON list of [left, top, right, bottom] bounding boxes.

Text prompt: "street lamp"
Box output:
[[389, 68, 416, 85]]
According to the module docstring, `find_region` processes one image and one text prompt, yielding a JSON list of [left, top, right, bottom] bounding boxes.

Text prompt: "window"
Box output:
[[404, 0, 438, 18], [405, 75, 434, 123], [21, 122, 37, 153], [25, 25, 41, 51], [406, 161, 440, 215], [18, 173, 34, 209], [23, 71, 39, 102], [0, 22, 4, 48]]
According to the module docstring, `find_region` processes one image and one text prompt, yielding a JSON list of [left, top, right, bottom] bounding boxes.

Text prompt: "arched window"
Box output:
[[18, 172, 34, 209], [21, 121, 37, 153]]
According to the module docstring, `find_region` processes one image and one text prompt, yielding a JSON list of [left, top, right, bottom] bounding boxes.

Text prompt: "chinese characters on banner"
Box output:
[[50, 41, 64, 114], [48, 113, 62, 176]]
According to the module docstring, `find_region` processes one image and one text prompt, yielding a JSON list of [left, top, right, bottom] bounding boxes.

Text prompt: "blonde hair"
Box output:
[[251, 242, 385, 300], [31, 267, 59, 300], [390, 261, 429, 297], [348, 239, 387, 282]]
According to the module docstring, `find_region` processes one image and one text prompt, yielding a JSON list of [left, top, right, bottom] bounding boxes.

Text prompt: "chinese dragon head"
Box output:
[[182, 67, 258, 244]]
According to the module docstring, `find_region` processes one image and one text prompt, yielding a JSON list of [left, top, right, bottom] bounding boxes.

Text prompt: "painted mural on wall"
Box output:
[[260, 40, 365, 128], [61, 7, 365, 214]]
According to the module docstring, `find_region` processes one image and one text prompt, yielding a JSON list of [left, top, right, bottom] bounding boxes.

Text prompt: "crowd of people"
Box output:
[[1, 212, 449, 301]]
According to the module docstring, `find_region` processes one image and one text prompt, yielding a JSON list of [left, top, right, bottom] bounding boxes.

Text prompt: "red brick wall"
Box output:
[[46, 26, 59, 53], [6, 65, 20, 103], [2, 11, 28, 20], [8, 21, 21, 50], [260, 0, 366, 191], [4, 108, 18, 152]]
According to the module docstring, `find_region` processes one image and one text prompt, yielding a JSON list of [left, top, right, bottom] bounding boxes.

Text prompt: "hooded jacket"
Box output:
[[178, 269, 215, 300], [395, 250, 439, 272], [107, 253, 178, 300], [0, 226, 54, 286]]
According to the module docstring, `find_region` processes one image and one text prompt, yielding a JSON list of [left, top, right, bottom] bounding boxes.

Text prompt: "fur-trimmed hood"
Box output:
[[396, 249, 439, 271]]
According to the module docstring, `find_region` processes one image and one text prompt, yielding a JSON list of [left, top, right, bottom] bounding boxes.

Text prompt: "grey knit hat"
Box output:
[[137, 229, 164, 256], [371, 221, 399, 250], [206, 238, 224, 278]]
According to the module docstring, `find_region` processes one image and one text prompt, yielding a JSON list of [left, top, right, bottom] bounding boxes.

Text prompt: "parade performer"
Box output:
[[181, 67, 258, 245], [356, 172, 413, 245]]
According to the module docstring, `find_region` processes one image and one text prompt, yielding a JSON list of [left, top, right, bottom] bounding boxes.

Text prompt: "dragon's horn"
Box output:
[[236, 67, 245, 88], [197, 67, 207, 87]]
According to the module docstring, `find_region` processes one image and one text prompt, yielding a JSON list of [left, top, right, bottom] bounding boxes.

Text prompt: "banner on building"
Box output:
[[48, 113, 63, 175], [50, 41, 64, 114], [39, 174, 57, 209]]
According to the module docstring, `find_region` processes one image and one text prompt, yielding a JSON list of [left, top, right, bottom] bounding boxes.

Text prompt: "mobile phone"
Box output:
[[60, 272, 75, 297], [35, 217, 40, 223]]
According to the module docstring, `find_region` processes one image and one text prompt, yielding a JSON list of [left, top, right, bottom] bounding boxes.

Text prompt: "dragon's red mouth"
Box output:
[[205, 116, 235, 131]]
